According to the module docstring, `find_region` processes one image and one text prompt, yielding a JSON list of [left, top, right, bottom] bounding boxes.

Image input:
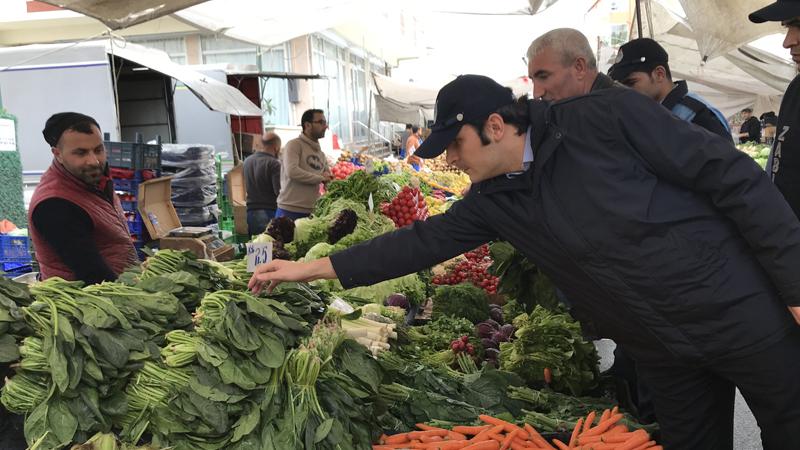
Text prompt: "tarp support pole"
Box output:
[[635, 0, 643, 38]]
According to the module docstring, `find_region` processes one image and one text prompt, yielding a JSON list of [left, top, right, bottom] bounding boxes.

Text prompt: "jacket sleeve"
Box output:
[[330, 195, 498, 288], [747, 118, 762, 140], [283, 141, 325, 185], [693, 109, 732, 142], [613, 90, 800, 306], [270, 159, 282, 197]]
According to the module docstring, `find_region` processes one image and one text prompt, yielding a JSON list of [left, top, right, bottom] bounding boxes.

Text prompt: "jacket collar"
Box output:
[[661, 80, 689, 110], [298, 132, 322, 150], [590, 73, 618, 92]]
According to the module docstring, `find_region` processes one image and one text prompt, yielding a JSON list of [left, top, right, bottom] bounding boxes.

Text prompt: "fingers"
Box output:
[[789, 306, 800, 325]]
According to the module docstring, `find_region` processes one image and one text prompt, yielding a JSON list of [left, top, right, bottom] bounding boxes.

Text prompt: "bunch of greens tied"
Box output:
[[0, 277, 33, 364], [0, 277, 190, 450]]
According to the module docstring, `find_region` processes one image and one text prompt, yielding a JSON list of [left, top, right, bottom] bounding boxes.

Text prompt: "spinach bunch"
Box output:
[[0, 277, 32, 364], [1, 277, 189, 450], [431, 283, 490, 324]]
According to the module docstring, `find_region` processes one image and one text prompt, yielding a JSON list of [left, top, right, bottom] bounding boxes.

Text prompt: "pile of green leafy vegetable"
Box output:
[[0, 277, 32, 364], [289, 198, 395, 260], [488, 242, 559, 312], [314, 170, 396, 216], [0, 277, 190, 450], [431, 283, 490, 324], [398, 316, 476, 359], [499, 305, 599, 396]]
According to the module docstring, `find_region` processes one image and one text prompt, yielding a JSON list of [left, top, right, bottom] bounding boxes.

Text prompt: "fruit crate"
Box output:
[[1, 261, 32, 278], [0, 235, 30, 263]]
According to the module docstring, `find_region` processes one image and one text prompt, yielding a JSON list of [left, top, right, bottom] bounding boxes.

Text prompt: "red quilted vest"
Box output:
[[28, 161, 138, 281]]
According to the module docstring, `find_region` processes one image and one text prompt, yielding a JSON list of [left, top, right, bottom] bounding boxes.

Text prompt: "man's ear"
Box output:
[[573, 56, 588, 79], [51, 146, 62, 163], [485, 113, 506, 141]]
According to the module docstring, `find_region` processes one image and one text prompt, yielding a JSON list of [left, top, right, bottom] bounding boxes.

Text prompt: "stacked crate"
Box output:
[[105, 133, 161, 260], [0, 234, 31, 278]]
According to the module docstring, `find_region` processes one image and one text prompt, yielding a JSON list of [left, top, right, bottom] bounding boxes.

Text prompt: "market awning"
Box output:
[[108, 43, 263, 116], [39, 0, 210, 29]]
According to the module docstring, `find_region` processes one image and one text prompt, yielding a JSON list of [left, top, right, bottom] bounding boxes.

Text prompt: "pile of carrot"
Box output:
[[373, 409, 662, 450]]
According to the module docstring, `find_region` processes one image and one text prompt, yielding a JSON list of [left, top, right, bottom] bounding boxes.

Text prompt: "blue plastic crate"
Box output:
[[127, 219, 143, 236], [113, 178, 139, 192], [120, 200, 137, 212], [0, 235, 30, 262], [1, 261, 32, 278]]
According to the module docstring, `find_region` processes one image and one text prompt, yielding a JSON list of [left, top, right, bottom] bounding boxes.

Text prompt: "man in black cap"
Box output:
[[738, 107, 762, 144], [608, 38, 732, 140], [29, 112, 137, 284], [249, 73, 800, 449], [751, 0, 800, 220]]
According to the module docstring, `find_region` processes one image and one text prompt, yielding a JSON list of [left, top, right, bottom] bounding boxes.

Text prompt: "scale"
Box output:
[[138, 178, 234, 261]]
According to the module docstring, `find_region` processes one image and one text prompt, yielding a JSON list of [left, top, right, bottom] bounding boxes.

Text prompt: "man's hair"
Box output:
[[411, 126, 420, 134], [262, 135, 281, 148], [742, 107, 754, 113], [405, 124, 413, 129], [527, 28, 597, 70], [300, 109, 324, 129], [633, 62, 672, 81], [469, 96, 530, 146]]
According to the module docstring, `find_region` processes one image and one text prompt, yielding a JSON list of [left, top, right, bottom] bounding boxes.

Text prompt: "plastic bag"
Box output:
[[174, 204, 219, 226], [161, 144, 215, 169]]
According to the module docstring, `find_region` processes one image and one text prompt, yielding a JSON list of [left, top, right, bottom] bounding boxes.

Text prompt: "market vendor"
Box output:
[[738, 107, 762, 143], [251, 71, 800, 449], [405, 125, 424, 170], [28, 112, 138, 283]]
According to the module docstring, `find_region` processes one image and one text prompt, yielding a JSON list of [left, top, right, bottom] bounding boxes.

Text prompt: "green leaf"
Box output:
[[47, 334, 70, 393], [231, 402, 261, 442], [0, 334, 19, 362], [254, 331, 285, 369], [244, 297, 287, 330], [48, 398, 78, 444], [314, 418, 335, 443], [137, 276, 182, 293]]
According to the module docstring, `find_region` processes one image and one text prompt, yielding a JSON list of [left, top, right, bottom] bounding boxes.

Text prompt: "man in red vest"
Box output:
[[28, 112, 138, 283]]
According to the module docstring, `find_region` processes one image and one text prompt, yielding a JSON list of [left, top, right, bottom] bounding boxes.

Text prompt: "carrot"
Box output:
[[479, 415, 524, 434], [500, 429, 520, 450], [543, 367, 553, 384], [384, 433, 411, 444], [616, 430, 650, 450], [611, 406, 619, 416], [373, 445, 414, 449], [600, 432, 635, 444], [412, 441, 469, 449], [463, 441, 502, 450], [409, 430, 450, 440], [607, 425, 629, 434], [629, 440, 657, 450], [448, 431, 468, 441], [524, 423, 555, 449], [379, 433, 390, 444], [577, 434, 603, 445], [569, 418, 584, 447], [552, 439, 570, 450], [416, 423, 441, 431], [420, 435, 444, 443], [580, 414, 623, 437], [583, 411, 596, 433], [453, 425, 492, 435], [598, 409, 611, 423]]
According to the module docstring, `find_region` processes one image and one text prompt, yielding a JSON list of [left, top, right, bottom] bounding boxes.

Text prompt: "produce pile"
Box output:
[[330, 161, 363, 180], [737, 142, 770, 169], [0, 155, 661, 449]]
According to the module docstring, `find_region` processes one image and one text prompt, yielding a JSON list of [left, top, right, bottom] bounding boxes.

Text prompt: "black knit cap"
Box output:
[[42, 112, 100, 147]]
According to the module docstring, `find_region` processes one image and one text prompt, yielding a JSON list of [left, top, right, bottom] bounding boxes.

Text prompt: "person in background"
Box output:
[[399, 123, 412, 158], [608, 38, 731, 140], [29, 112, 138, 284], [275, 109, 332, 220], [405, 125, 423, 170], [738, 107, 762, 143], [243, 131, 282, 235], [750, 0, 800, 219]]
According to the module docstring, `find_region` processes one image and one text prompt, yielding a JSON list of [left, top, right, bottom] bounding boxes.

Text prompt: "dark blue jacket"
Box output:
[[331, 87, 800, 363]]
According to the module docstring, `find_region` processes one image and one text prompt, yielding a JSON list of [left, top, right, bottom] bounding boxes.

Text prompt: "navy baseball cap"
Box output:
[[750, 0, 800, 23], [415, 75, 516, 159], [608, 38, 669, 82]]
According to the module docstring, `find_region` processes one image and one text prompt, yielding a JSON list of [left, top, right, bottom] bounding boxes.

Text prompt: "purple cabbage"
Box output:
[[476, 322, 496, 339], [481, 338, 499, 350], [492, 331, 506, 344], [484, 348, 500, 360], [489, 308, 504, 324], [499, 324, 516, 340], [385, 293, 409, 309], [485, 319, 501, 330]]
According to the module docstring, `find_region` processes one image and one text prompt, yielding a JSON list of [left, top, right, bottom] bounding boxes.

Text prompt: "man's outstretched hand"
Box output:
[[248, 257, 337, 294]]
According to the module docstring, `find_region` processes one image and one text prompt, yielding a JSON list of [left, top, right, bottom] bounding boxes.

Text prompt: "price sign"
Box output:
[[368, 192, 374, 213], [246, 242, 273, 272]]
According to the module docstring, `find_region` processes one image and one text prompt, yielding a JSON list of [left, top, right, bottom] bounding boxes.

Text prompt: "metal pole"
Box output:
[[635, 0, 643, 38]]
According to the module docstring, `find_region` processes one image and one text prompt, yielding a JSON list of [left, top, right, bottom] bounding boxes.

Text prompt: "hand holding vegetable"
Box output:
[[790, 306, 800, 325], [249, 257, 337, 294]]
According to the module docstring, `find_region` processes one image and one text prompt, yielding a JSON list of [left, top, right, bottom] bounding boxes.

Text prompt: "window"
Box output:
[[129, 36, 187, 64], [201, 35, 257, 65], [261, 46, 290, 125], [610, 24, 628, 46]]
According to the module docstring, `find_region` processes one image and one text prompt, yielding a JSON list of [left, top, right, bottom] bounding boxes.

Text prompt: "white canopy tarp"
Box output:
[[40, 0, 209, 29]]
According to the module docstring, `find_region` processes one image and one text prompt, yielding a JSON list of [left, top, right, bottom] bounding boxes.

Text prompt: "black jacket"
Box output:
[[771, 75, 800, 219], [331, 86, 800, 363], [243, 152, 281, 210], [661, 80, 731, 140], [740, 116, 762, 143]]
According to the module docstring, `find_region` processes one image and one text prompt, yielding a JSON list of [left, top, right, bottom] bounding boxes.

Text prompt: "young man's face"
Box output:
[[52, 125, 106, 186], [528, 46, 584, 101], [620, 70, 662, 102], [305, 112, 328, 140], [445, 124, 504, 183], [783, 17, 800, 67]]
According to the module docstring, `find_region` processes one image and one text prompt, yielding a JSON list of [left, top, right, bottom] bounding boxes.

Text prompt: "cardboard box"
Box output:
[[137, 176, 235, 261], [225, 164, 249, 235]]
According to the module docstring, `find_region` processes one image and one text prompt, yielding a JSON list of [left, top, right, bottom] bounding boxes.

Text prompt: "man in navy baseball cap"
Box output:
[[415, 74, 517, 159], [749, 0, 800, 221], [749, 0, 800, 23]]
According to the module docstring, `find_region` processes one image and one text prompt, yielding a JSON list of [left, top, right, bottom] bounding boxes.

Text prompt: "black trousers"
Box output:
[[637, 328, 800, 450]]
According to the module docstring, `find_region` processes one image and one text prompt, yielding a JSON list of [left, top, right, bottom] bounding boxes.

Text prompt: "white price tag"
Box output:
[[367, 192, 374, 213], [0, 118, 16, 152], [246, 242, 273, 273]]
